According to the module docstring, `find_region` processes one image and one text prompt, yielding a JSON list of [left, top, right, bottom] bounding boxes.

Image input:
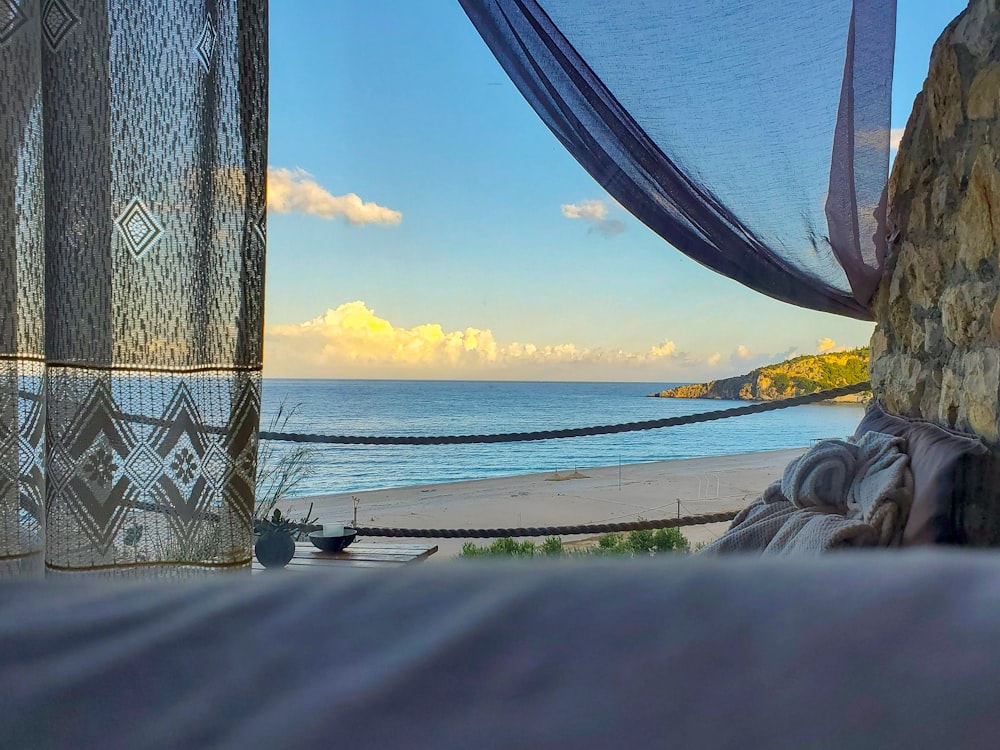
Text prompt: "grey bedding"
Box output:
[[3, 552, 1000, 749]]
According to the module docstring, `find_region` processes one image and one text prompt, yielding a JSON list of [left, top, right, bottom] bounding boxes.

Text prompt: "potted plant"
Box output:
[[254, 508, 298, 569], [252, 400, 318, 568]]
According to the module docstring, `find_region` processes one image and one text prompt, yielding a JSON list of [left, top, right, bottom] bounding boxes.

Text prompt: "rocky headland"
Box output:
[[650, 349, 871, 402]]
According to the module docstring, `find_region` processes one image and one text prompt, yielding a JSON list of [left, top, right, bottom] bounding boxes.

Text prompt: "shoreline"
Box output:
[[279, 448, 805, 561], [647, 394, 870, 405]]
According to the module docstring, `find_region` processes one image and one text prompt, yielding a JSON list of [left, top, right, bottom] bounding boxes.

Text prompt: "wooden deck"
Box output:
[[252, 540, 438, 573]]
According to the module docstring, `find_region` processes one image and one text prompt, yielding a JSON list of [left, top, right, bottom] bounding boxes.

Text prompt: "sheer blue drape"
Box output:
[[460, 0, 896, 320]]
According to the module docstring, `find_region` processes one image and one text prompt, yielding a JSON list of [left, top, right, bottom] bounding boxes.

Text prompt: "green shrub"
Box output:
[[650, 527, 690, 552], [459, 537, 537, 558], [598, 532, 623, 551], [596, 527, 690, 556], [770, 373, 790, 392], [791, 376, 822, 393], [459, 528, 690, 558], [541, 537, 564, 556]]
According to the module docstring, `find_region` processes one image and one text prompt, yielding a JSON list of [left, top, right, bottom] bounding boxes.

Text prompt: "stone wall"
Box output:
[[871, 0, 1000, 443], [870, 0, 1000, 542]]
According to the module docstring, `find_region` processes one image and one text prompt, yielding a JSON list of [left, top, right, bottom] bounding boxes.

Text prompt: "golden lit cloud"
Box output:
[[267, 167, 402, 225], [264, 301, 684, 378], [707, 353, 722, 367], [561, 199, 625, 237], [817, 337, 838, 353], [890, 128, 905, 151], [647, 341, 677, 358]]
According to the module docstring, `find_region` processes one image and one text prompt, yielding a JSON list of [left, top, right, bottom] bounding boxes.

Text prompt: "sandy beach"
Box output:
[[280, 448, 805, 560]]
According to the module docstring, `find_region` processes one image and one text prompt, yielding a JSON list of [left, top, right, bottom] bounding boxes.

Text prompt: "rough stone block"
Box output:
[[957, 149, 1000, 268], [927, 43, 963, 142], [967, 63, 1000, 119], [961, 350, 1000, 440]]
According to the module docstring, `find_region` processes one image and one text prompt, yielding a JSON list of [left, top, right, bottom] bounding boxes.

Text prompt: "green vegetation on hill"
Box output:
[[651, 348, 871, 402]]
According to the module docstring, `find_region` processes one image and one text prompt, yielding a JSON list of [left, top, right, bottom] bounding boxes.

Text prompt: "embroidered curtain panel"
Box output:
[[0, 0, 266, 575], [461, 0, 896, 320]]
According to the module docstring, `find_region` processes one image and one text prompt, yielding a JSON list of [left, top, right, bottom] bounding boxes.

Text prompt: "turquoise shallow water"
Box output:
[[260, 379, 867, 496]]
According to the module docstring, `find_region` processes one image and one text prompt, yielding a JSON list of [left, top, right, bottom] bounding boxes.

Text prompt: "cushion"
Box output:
[[10, 553, 1000, 748], [854, 402, 988, 545]]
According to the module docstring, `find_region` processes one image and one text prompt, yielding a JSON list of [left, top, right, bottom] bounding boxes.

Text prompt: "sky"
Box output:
[[264, 0, 969, 382]]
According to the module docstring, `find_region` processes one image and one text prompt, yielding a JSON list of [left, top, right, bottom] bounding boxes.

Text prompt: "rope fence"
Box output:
[[19, 382, 868, 538], [272, 383, 868, 538], [296, 510, 742, 539], [261, 382, 870, 445], [18, 381, 870, 446]]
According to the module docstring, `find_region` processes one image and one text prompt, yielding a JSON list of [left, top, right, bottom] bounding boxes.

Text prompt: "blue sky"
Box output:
[[264, 0, 968, 381]]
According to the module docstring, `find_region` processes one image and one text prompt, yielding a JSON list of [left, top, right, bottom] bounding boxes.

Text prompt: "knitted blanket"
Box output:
[[703, 431, 913, 554]]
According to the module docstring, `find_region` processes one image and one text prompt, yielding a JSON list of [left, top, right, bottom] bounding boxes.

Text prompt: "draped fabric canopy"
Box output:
[[0, 0, 266, 575], [461, 0, 897, 320]]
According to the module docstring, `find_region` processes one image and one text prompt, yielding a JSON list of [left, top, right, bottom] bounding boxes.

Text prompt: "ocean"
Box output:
[[259, 379, 868, 497]]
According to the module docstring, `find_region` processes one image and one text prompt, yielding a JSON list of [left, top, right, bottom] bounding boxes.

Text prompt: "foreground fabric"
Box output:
[[4, 553, 1000, 748], [0, 1, 267, 574], [461, 0, 896, 318], [704, 432, 913, 554]]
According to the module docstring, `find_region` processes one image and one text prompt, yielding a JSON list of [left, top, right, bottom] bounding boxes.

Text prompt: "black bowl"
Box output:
[[309, 529, 358, 553]]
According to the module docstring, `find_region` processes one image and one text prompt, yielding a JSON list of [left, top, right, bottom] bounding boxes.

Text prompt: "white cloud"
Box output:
[[647, 341, 677, 358], [267, 167, 402, 225], [264, 301, 686, 378], [890, 128, 905, 151], [707, 353, 722, 367], [561, 199, 625, 237], [562, 200, 608, 221], [727, 344, 798, 372]]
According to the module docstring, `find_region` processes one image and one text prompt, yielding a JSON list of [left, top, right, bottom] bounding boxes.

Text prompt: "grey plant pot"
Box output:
[[254, 529, 296, 568]]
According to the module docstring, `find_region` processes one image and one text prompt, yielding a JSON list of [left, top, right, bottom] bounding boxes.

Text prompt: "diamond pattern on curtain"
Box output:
[[0, 0, 267, 575]]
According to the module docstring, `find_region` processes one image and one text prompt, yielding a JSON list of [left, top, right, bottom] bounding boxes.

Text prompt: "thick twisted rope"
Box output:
[[18, 381, 869, 445], [281, 384, 866, 539], [296, 510, 740, 539], [262, 382, 870, 445]]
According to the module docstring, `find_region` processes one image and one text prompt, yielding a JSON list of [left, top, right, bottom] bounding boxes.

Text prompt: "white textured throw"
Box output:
[[703, 431, 913, 554]]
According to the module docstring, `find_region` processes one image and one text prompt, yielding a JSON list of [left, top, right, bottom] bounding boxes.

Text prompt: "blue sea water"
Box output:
[[260, 380, 867, 497]]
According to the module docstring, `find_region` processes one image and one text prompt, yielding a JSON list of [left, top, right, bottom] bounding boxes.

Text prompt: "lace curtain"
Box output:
[[461, 0, 896, 320], [0, 0, 266, 575]]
